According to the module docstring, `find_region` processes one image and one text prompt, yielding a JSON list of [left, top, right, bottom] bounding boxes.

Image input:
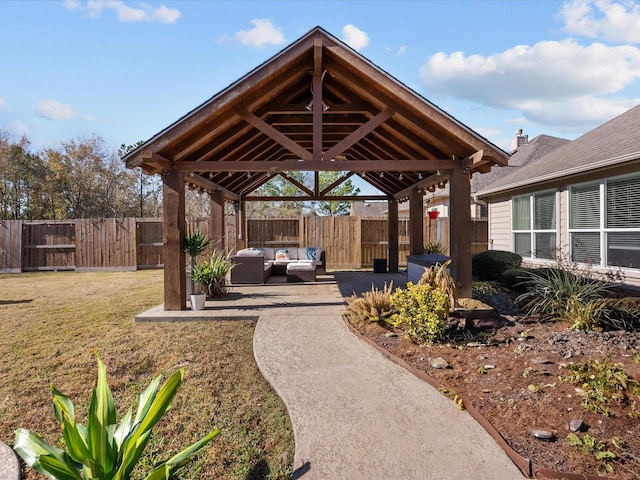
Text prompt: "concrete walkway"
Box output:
[[253, 272, 525, 480]]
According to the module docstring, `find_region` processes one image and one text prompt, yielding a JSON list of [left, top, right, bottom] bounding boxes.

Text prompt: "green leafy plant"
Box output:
[[423, 242, 447, 255], [568, 433, 622, 474], [561, 294, 608, 331], [418, 259, 457, 311], [345, 282, 396, 327], [188, 262, 210, 295], [184, 231, 213, 265], [390, 283, 448, 344], [516, 267, 609, 320], [560, 357, 640, 417], [14, 355, 220, 480], [198, 249, 236, 298], [471, 250, 522, 282]]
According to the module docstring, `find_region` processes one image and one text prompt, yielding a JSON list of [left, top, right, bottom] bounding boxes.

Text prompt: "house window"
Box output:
[[512, 190, 557, 259], [569, 174, 640, 269]]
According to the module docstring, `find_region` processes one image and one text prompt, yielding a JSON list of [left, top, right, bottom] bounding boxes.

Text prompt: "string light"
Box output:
[[398, 173, 403, 181], [418, 173, 423, 180], [379, 172, 384, 178]]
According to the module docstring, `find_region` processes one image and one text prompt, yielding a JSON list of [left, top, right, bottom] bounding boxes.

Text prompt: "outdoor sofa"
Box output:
[[231, 247, 325, 284]]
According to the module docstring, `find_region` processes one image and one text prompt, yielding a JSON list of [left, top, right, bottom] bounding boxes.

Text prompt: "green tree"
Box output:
[[249, 171, 313, 217], [314, 171, 360, 216]]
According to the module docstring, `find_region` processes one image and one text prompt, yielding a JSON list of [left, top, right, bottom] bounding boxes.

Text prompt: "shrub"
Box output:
[[418, 259, 457, 310], [516, 267, 610, 320], [345, 282, 396, 327], [500, 268, 534, 291], [560, 357, 640, 417], [390, 283, 449, 344], [601, 297, 640, 331], [472, 250, 522, 282], [14, 355, 220, 480], [561, 295, 608, 331]]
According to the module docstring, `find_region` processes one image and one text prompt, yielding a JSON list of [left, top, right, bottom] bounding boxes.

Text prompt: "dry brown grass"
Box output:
[[0, 271, 293, 479]]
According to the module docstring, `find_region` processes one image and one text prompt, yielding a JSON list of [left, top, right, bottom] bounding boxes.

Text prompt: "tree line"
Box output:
[[0, 130, 360, 220]]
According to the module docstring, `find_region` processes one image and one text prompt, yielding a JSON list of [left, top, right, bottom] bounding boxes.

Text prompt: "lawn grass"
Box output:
[[0, 271, 293, 479]]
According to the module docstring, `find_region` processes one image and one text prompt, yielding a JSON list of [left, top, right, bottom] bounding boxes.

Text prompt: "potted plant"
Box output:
[[204, 249, 236, 299], [428, 209, 439, 219], [188, 262, 209, 311], [184, 231, 213, 296]]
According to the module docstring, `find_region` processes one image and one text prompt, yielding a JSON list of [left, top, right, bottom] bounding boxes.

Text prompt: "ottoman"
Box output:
[[286, 262, 316, 282]]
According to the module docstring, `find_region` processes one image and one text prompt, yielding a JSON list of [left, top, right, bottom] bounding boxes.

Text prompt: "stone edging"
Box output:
[[343, 316, 613, 480]]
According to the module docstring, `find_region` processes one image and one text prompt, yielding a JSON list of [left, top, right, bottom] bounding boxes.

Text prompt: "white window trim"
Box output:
[[512, 190, 557, 260]]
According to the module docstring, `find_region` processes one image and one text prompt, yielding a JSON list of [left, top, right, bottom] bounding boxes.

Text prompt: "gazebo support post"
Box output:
[[387, 199, 399, 273], [409, 188, 424, 255], [449, 167, 472, 298], [210, 190, 226, 252], [162, 169, 186, 311]]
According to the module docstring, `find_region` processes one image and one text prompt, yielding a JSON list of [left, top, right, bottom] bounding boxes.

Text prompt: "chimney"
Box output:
[[510, 129, 528, 153]]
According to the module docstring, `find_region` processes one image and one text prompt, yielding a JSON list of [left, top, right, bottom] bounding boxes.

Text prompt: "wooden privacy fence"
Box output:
[[247, 216, 488, 270], [0, 216, 487, 273]]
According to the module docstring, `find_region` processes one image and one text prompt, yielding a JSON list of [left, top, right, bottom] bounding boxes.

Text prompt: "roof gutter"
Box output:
[[476, 150, 640, 198]]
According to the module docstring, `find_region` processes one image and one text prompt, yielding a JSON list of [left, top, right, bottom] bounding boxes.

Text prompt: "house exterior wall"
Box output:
[[487, 196, 512, 251], [486, 161, 640, 288]]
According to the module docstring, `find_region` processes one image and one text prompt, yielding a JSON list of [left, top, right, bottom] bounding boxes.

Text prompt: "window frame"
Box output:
[[511, 189, 557, 260], [568, 173, 640, 269]]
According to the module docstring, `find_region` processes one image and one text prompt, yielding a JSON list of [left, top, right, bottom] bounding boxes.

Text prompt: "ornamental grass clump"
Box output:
[[345, 282, 396, 327], [418, 259, 458, 310], [14, 355, 220, 480], [390, 283, 449, 344]]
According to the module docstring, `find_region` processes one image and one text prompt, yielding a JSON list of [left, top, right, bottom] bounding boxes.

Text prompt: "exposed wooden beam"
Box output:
[[142, 151, 172, 171], [323, 106, 395, 161], [320, 171, 354, 195], [174, 158, 460, 172], [393, 172, 442, 199], [185, 173, 239, 201], [245, 195, 387, 201], [238, 108, 312, 160], [465, 148, 509, 167], [313, 37, 324, 163], [268, 103, 369, 114], [279, 172, 314, 196]]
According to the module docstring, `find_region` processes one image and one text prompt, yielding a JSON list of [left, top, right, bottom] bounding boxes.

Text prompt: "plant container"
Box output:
[[190, 293, 206, 311], [428, 211, 439, 219]]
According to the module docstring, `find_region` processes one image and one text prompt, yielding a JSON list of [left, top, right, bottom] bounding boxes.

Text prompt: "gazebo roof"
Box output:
[[124, 26, 508, 201]]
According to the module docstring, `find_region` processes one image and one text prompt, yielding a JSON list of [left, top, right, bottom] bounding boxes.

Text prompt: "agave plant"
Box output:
[[14, 355, 220, 480]]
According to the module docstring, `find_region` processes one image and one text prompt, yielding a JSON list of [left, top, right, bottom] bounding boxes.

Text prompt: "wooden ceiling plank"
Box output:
[[323, 106, 395, 160], [173, 158, 458, 172], [246, 194, 387, 202], [239, 108, 312, 160]]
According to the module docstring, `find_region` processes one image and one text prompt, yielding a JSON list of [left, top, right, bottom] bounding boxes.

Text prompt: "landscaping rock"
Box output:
[[430, 357, 449, 369], [569, 419, 586, 432], [530, 429, 555, 441]]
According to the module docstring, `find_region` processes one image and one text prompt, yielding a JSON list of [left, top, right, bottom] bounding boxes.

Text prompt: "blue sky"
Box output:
[[2, 0, 640, 168]]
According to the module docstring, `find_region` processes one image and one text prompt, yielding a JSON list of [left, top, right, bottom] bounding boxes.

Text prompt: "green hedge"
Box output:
[[472, 250, 522, 282]]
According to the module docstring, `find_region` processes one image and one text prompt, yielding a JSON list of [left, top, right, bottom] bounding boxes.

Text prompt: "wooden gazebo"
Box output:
[[124, 27, 509, 311]]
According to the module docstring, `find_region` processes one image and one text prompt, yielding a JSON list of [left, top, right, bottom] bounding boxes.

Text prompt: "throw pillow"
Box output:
[[306, 247, 318, 261], [275, 248, 290, 261]]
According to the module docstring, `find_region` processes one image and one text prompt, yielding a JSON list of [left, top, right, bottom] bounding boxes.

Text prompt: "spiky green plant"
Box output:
[[418, 259, 458, 311], [14, 355, 220, 480], [345, 282, 396, 326]]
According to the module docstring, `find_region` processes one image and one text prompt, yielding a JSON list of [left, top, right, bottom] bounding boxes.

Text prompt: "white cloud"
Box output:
[[35, 99, 95, 121], [559, 0, 640, 44], [395, 45, 407, 57], [0, 97, 8, 111], [235, 19, 285, 48], [420, 39, 640, 127], [64, 0, 181, 24], [341, 24, 369, 51]]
